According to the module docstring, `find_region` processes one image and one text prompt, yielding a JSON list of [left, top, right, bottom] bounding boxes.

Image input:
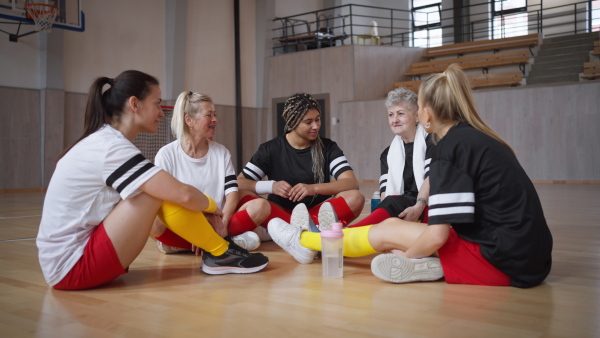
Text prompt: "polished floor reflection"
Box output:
[[1, 183, 599, 337]]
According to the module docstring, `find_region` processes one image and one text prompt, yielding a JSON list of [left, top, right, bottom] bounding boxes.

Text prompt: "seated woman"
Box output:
[[348, 87, 434, 228], [268, 65, 553, 288], [151, 91, 271, 253], [36, 71, 268, 290], [234, 93, 364, 237]]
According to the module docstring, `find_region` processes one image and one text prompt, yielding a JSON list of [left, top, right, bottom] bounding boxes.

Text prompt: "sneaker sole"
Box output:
[[232, 235, 261, 251], [291, 203, 312, 231], [371, 254, 443, 283], [318, 202, 338, 230], [201, 261, 269, 275]]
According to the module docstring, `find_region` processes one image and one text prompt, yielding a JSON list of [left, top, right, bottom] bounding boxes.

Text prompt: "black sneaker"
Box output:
[[201, 241, 269, 275]]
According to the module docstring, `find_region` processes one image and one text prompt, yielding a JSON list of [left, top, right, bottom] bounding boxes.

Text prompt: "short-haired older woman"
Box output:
[[151, 91, 271, 253], [348, 87, 434, 228]]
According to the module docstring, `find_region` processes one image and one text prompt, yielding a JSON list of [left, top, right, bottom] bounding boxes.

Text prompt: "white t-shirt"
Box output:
[[154, 140, 237, 208], [36, 125, 162, 286]]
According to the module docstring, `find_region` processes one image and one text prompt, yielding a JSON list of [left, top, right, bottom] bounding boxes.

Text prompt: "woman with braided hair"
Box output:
[[235, 93, 364, 238]]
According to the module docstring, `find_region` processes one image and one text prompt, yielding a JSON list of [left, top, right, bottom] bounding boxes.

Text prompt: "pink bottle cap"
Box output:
[[321, 222, 344, 238]]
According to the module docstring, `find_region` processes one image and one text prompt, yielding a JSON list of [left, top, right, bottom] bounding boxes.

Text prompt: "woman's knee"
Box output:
[[337, 190, 365, 212], [245, 198, 271, 221]]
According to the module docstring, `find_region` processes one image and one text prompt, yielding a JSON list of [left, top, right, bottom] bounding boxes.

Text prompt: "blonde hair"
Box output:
[[171, 91, 213, 140], [419, 64, 514, 154], [282, 93, 325, 184]]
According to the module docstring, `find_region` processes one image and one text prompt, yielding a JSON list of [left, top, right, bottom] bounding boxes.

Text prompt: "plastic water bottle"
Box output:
[[371, 191, 381, 212], [321, 222, 344, 278]]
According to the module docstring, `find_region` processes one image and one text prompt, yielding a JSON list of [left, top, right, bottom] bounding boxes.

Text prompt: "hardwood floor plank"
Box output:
[[0, 184, 599, 336]]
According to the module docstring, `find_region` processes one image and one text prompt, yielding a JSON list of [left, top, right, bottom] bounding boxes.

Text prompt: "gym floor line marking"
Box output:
[[0, 238, 36, 242], [0, 215, 42, 219]]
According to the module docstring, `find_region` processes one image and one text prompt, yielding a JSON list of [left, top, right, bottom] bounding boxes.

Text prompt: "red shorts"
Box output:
[[438, 228, 511, 286], [53, 223, 127, 290]]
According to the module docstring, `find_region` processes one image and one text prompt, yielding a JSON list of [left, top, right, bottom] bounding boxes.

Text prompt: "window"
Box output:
[[591, 0, 600, 32], [412, 0, 442, 48], [492, 0, 528, 39]]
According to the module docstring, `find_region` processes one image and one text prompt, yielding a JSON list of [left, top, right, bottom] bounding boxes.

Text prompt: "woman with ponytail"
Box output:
[[237, 93, 364, 238], [37, 71, 268, 290], [151, 91, 271, 253], [270, 66, 553, 288]]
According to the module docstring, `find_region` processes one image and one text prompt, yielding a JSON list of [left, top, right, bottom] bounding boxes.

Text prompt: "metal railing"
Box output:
[[271, 1, 600, 55]]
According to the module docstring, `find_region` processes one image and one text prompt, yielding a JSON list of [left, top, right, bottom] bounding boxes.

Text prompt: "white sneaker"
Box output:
[[232, 231, 261, 251], [253, 225, 272, 241], [268, 218, 316, 264], [318, 201, 338, 230], [156, 241, 191, 254], [371, 254, 444, 283], [290, 203, 314, 231]]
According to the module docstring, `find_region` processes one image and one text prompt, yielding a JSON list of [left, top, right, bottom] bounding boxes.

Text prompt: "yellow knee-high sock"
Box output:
[[299, 225, 378, 257], [158, 201, 228, 256]]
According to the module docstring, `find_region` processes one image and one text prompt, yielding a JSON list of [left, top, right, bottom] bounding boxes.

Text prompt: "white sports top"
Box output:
[[154, 139, 237, 208], [37, 125, 161, 286]]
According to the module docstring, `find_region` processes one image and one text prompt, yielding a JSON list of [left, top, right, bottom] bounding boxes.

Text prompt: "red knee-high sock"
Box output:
[[262, 202, 291, 228], [327, 197, 357, 224], [156, 228, 191, 249], [347, 208, 392, 228], [228, 210, 257, 236]]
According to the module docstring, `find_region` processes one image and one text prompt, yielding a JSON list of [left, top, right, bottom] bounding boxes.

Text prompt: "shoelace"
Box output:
[[283, 225, 301, 246]]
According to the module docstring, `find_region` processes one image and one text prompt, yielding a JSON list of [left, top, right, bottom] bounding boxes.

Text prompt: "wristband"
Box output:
[[203, 194, 218, 213], [255, 180, 275, 195], [417, 197, 427, 206]]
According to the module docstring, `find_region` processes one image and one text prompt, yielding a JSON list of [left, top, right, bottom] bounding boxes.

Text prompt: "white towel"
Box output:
[[386, 124, 427, 195]]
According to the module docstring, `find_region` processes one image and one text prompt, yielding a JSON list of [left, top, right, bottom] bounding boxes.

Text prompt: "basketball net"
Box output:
[[25, 3, 58, 32]]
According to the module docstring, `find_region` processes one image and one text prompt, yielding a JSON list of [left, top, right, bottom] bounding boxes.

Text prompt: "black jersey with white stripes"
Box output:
[[242, 135, 352, 209], [379, 133, 435, 196], [428, 122, 552, 288]]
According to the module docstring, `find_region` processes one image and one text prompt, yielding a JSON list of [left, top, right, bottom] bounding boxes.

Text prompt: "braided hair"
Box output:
[[282, 93, 325, 184]]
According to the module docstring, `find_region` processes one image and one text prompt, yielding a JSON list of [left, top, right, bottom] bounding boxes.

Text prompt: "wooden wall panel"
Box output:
[[0, 87, 41, 189], [338, 99, 391, 180], [338, 81, 600, 181], [43, 89, 65, 186], [352, 45, 424, 100], [210, 105, 261, 173], [63, 92, 87, 148]]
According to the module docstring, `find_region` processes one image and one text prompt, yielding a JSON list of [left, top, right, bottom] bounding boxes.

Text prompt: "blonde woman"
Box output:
[[152, 91, 271, 253]]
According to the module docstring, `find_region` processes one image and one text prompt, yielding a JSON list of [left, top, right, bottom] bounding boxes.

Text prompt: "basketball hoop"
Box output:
[[25, 3, 59, 33]]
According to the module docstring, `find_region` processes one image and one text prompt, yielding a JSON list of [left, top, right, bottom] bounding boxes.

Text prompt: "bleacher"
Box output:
[[579, 40, 600, 82], [394, 34, 540, 92]]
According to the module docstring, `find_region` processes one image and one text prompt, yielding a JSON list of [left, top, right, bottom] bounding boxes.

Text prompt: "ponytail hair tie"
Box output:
[[107, 78, 114, 86]]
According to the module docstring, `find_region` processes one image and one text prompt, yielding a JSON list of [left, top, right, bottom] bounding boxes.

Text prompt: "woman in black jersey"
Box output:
[[348, 87, 434, 228], [236, 93, 364, 234], [269, 66, 552, 288], [368, 64, 553, 287]]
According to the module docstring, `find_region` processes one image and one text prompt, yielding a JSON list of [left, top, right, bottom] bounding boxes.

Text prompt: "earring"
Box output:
[[425, 122, 431, 128]]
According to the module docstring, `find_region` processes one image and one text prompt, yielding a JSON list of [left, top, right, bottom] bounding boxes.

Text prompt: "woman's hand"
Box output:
[[273, 180, 292, 199], [205, 208, 227, 238], [288, 183, 316, 202], [398, 203, 425, 222]]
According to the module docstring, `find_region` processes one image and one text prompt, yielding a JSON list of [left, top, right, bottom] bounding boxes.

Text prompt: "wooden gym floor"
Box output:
[[1, 182, 599, 337]]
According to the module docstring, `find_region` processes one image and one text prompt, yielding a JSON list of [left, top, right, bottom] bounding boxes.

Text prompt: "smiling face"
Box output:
[[388, 103, 418, 141], [137, 84, 164, 133], [186, 101, 218, 139], [291, 108, 321, 142]]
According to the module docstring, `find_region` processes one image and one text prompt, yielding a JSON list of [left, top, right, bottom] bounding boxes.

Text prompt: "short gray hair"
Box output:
[[385, 87, 418, 112]]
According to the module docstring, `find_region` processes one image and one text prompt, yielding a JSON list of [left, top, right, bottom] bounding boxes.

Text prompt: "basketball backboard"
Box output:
[[0, 0, 84, 32]]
